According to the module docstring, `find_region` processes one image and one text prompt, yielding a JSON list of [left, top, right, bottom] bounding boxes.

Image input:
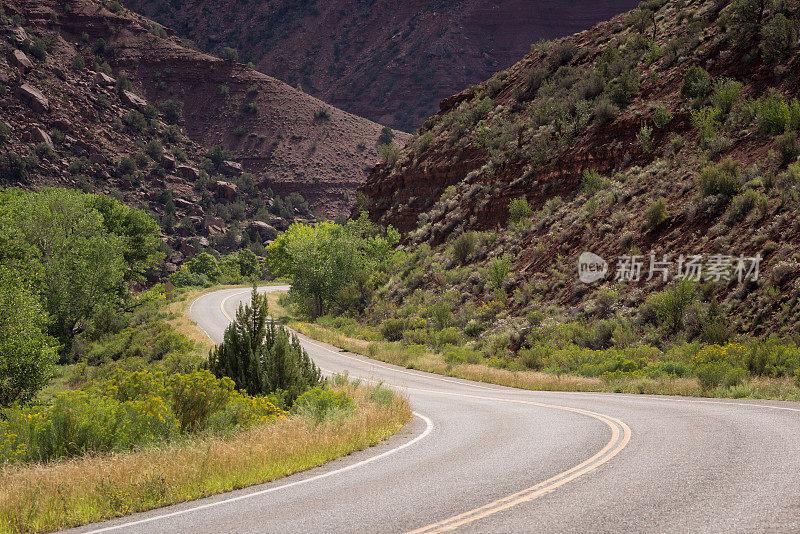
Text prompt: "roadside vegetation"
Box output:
[[0, 189, 410, 532], [266, 212, 800, 401]]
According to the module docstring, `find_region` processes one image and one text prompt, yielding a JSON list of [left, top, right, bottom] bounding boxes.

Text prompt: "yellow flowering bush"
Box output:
[[1, 369, 286, 465]]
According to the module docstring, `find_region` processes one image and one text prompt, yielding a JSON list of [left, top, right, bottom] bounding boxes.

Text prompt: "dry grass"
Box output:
[[0, 387, 411, 533], [292, 323, 800, 401]]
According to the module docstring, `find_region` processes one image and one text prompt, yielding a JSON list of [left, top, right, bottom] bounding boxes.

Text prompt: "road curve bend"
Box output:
[[73, 287, 800, 533]]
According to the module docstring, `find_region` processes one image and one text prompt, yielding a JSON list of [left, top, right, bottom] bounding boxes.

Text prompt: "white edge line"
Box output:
[[83, 412, 434, 534]]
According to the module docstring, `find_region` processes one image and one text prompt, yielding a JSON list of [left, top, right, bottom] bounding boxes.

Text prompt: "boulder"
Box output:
[[203, 215, 224, 230], [160, 153, 176, 170], [269, 216, 289, 231], [197, 236, 210, 248], [248, 221, 278, 240], [220, 160, 243, 176], [174, 198, 203, 216], [120, 90, 148, 111], [178, 240, 197, 257], [177, 164, 200, 181], [9, 49, 33, 72], [94, 71, 116, 87], [188, 215, 204, 229], [212, 180, 237, 201], [15, 84, 49, 113], [30, 127, 53, 148], [11, 27, 29, 45]]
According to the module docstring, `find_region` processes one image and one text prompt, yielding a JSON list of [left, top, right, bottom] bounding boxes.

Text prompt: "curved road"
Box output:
[[74, 287, 800, 533]]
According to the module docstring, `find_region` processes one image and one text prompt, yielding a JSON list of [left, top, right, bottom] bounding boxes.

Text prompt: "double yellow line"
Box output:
[[405, 388, 631, 533], [216, 289, 633, 532]]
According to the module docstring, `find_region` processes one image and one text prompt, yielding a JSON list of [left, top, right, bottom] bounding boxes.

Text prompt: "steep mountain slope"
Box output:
[[123, 0, 640, 131], [3, 0, 404, 219], [358, 0, 800, 338]]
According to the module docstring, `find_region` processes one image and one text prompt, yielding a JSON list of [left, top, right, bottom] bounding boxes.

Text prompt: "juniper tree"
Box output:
[[209, 287, 321, 404]]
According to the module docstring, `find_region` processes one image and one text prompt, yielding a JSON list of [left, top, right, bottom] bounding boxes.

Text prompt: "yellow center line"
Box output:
[[216, 289, 633, 532]]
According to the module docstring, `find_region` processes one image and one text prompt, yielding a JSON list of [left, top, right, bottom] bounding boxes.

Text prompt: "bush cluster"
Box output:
[[0, 369, 285, 464]]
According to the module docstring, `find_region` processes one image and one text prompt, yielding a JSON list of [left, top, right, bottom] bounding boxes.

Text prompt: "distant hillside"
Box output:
[[358, 0, 800, 338], [3, 0, 405, 222], [123, 0, 639, 131]]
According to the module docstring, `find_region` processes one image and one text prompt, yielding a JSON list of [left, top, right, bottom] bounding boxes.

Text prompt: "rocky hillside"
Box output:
[[2, 0, 404, 220], [358, 0, 800, 338], [123, 0, 639, 131]]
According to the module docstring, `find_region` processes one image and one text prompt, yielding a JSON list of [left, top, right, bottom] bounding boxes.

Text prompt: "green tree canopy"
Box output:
[[0, 188, 162, 352], [265, 214, 399, 318], [0, 269, 57, 405]]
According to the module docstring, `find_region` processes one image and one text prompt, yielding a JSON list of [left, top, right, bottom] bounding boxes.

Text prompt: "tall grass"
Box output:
[[0, 386, 410, 533], [292, 323, 800, 402]]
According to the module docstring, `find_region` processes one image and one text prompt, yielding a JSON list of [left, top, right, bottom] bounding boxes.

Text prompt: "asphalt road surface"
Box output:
[[72, 286, 800, 533]]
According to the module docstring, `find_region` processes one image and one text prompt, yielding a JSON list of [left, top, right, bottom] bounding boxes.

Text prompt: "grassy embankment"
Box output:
[[0, 286, 411, 534], [276, 294, 800, 401]]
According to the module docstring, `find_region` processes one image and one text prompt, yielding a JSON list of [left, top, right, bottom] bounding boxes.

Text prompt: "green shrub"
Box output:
[[645, 279, 696, 332], [727, 189, 768, 224], [314, 107, 331, 121], [760, 13, 796, 61], [117, 156, 136, 176], [170, 370, 233, 431], [710, 78, 743, 116], [442, 345, 481, 365], [775, 130, 799, 166], [758, 95, 800, 135], [71, 54, 85, 71], [221, 47, 239, 61], [378, 125, 395, 146], [123, 110, 147, 132], [0, 152, 28, 182], [0, 390, 179, 463], [452, 232, 476, 265], [145, 139, 163, 161], [582, 169, 607, 194], [293, 388, 354, 423], [696, 362, 729, 390], [160, 99, 183, 124], [243, 103, 259, 115], [644, 197, 667, 229], [33, 142, 55, 161], [169, 269, 210, 287], [218, 85, 230, 97], [697, 158, 741, 196], [380, 318, 407, 342], [691, 106, 721, 149], [464, 319, 486, 338], [486, 257, 511, 290], [681, 65, 711, 102], [0, 122, 9, 145], [607, 70, 639, 108], [508, 196, 532, 223], [652, 105, 673, 128], [723, 368, 749, 388], [637, 124, 653, 152], [594, 97, 618, 124], [378, 143, 399, 165], [366, 383, 394, 407]]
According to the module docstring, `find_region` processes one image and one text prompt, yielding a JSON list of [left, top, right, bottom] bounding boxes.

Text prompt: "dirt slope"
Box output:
[[123, 0, 640, 131], [4, 0, 406, 218], [357, 0, 800, 337]]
